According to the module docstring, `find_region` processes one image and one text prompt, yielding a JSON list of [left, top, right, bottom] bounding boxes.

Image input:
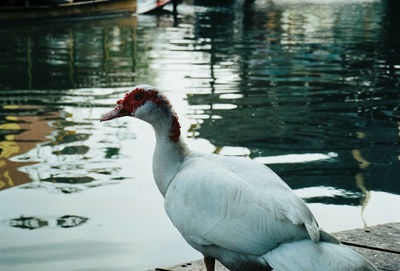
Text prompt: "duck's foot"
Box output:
[[204, 256, 215, 271]]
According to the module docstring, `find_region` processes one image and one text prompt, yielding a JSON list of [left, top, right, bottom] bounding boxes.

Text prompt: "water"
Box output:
[[0, 0, 399, 270]]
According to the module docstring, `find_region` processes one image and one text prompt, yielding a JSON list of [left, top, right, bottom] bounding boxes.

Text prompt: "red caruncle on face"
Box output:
[[102, 86, 181, 142], [117, 88, 162, 114]]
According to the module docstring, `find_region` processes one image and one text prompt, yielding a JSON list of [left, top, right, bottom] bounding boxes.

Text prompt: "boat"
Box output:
[[0, 0, 137, 22], [137, 0, 173, 14]]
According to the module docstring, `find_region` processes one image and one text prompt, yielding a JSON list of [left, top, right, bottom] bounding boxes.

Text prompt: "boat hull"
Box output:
[[0, 0, 137, 22]]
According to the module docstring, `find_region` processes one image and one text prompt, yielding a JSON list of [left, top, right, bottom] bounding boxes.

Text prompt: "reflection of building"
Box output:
[[186, 0, 390, 148], [0, 16, 139, 90], [0, 106, 57, 190], [145, 0, 400, 204], [0, 15, 144, 192], [0, 16, 143, 191]]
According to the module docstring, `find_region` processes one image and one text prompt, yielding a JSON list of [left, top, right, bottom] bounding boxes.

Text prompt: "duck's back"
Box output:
[[164, 153, 317, 256]]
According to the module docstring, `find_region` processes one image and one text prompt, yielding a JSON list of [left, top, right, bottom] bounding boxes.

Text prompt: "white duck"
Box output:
[[101, 85, 377, 271]]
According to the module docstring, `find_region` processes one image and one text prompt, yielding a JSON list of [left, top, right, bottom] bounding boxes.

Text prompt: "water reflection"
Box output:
[[0, 0, 398, 211], [181, 0, 400, 206], [0, 105, 57, 190], [0, 17, 139, 90], [9, 215, 88, 230], [0, 0, 399, 270]]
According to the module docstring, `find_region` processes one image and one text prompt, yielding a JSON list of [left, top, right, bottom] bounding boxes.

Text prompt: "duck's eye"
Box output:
[[134, 93, 143, 100]]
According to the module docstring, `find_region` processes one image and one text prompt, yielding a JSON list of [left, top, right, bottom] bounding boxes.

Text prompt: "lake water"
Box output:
[[0, 0, 399, 270]]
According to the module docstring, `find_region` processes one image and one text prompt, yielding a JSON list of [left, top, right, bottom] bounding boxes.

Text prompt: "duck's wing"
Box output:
[[164, 155, 320, 256]]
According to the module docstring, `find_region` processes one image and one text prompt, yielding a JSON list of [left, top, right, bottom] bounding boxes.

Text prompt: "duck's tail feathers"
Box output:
[[262, 239, 377, 271]]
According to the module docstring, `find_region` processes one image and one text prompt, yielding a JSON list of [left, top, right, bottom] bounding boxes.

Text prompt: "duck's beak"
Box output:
[[100, 105, 130, 122]]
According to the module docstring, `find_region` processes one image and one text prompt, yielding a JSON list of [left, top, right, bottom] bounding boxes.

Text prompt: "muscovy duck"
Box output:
[[100, 85, 377, 271]]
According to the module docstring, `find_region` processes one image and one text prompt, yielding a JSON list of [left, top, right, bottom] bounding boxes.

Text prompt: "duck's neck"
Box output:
[[151, 113, 188, 197]]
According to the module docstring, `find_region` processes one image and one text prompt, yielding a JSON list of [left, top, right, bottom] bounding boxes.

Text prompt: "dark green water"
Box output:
[[0, 0, 399, 270]]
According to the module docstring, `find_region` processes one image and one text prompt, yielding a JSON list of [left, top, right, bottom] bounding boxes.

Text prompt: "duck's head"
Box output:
[[100, 84, 181, 142]]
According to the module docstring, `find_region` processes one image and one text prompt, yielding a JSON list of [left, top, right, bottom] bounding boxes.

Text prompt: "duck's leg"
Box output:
[[204, 256, 215, 271]]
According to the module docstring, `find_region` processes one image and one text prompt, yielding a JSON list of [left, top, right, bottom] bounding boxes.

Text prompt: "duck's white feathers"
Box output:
[[164, 152, 320, 256], [263, 239, 377, 271]]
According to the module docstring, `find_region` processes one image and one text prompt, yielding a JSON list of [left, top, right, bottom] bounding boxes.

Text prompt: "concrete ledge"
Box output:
[[333, 223, 400, 271], [150, 223, 400, 271]]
